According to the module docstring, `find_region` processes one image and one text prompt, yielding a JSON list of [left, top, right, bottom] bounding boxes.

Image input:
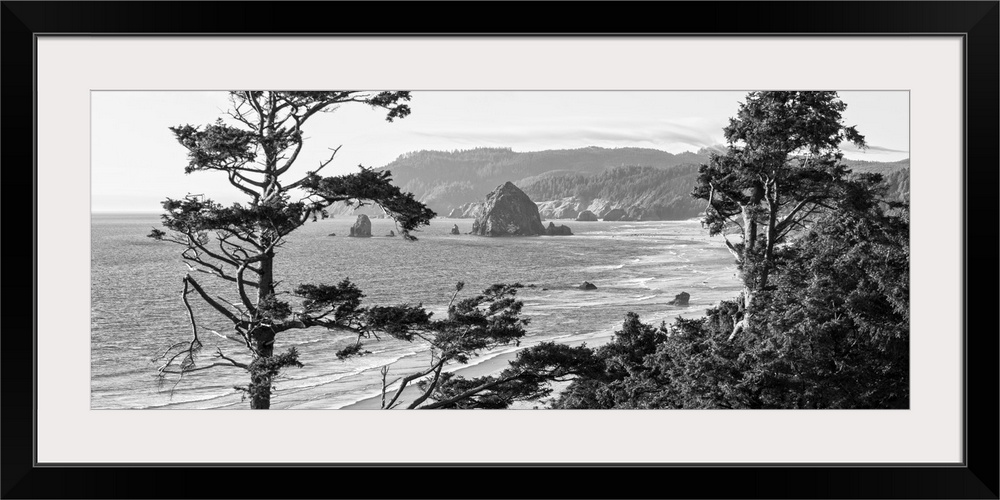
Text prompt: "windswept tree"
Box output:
[[366, 282, 599, 410], [692, 91, 879, 338], [149, 91, 436, 409], [148, 91, 582, 411], [553, 202, 910, 409]]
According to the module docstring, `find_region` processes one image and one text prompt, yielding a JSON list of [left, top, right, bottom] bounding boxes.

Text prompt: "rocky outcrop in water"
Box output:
[[579, 281, 597, 290], [576, 210, 598, 221], [470, 182, 546, 236], [545, 222, 573, 236], [668, 292, 690, 306], [450, 224, 460, 235], [349, 214, 372, 237]]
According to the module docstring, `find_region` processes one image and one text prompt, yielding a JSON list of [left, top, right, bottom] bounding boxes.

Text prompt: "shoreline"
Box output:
[[338, 298, 717, 410], [340, 330, 618, 410], [94, 216, 741, 410]]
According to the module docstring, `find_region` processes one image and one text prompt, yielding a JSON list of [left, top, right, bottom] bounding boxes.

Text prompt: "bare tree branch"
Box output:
[[722, 235, 743, 263], [406, 362, 446, 409], [380, 366, 390, 410], [185, 274, 243, 325], [227, 171, 261, 201], [214, 348, 248, 369], [159, 363, 245, 375], [285, 145, 343, 192], [385, 358, 448, 410], [236, 263, 256, 314], [417, 374, 523, 410]]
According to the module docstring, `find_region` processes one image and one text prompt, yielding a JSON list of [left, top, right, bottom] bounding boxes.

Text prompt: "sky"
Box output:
[[91, 91, 909, 212]]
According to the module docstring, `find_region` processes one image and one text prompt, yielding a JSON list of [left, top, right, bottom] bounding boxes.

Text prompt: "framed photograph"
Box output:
[[3, 2, 996, 498]]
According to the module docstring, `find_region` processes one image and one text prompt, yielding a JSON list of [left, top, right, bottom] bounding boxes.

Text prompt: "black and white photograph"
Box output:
[[8, 3, 993, 495], [91, 90, 910, 411]]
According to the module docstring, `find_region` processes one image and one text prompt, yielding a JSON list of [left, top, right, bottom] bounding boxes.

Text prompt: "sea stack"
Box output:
[[470, 182, 547, 236], [576, 210, 598, 221], [450, 224, 460, 235], [668, 292, 690, 306], [545, 222, 573, 236], [350, 214, 372, 237]]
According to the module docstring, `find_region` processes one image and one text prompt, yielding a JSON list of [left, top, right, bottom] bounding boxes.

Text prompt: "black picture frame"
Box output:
[[2, 2, 997, 498]]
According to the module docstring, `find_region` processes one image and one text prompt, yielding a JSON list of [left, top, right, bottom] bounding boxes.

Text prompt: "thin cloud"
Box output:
[[412, 124, 721, 151], [840, 141, 909, 154]]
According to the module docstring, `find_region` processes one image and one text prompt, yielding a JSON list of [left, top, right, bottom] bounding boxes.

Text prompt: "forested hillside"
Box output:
[[328, 146, 909, 220], [328, 147, 710, 216], [842, 158, 910, 202], [521, 164, 705, 220]]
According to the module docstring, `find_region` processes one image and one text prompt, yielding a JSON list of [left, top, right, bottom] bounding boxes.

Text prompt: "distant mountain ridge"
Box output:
[[523, 164, 705, 221], [330, 146, 713, 218], [329, 146, 910, 220], [840, 158, 910, 202]]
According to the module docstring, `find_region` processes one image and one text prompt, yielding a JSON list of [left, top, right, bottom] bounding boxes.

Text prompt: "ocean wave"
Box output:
[[580, 264, 626, 271], [92, 216, 739, 410], [97, 391, 237, 410]]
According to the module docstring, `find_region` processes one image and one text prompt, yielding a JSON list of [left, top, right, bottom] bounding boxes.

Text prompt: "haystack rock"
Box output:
[[545, 222, 573, 236], [470, 182, 546, 236], [602, 208, 627, 221], [668, 292, 690, 306], [450, 224, 460, 235], [576, 210, 598, 221], [349, 214, 372, 237], [579, 281, 597, 290]]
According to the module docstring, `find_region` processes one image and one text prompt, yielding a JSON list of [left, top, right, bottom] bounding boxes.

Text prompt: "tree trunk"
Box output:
[[760, 192, 779, 291], [249, 328, 275, 409], [258, 248, 274, 297], [743, 205, 757, 253], [740, 286, 753, 313], [743, 181, 764, 253], [731, 182, 766, 339], [250, 250, 275, 409]]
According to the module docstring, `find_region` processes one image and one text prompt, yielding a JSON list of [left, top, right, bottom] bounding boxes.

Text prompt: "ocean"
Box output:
[[91, 214, 741, 409]]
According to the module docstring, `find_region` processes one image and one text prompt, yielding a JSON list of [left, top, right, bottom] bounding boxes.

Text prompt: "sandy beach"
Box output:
[[341, 330, 617, 410]]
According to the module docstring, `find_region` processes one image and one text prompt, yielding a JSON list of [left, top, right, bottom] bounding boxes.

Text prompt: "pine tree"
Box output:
[[149, 91, 434, 409], [691, 91, 874, 338]]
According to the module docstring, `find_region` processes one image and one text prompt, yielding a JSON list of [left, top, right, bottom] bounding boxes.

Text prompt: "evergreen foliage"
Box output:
[[497, 91, 911, 410], [552, 203, 909, 409], [149, 91, 439, 409], [149, 90, 910, 411]]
